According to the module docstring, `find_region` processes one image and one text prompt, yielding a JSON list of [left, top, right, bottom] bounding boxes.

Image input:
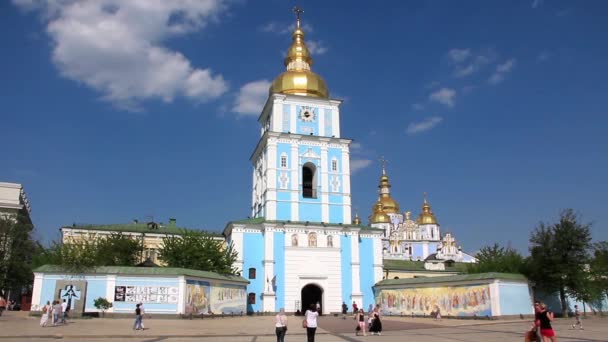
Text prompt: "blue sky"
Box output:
[[1, 0, 607, 254]]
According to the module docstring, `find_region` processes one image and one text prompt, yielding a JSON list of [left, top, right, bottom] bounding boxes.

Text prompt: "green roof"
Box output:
[[33, 265, 248, 284], [376, 272, 527, 287], [63, 223, 223, 237], [383, 259, 469, 272], [227, 218, 383, 231]]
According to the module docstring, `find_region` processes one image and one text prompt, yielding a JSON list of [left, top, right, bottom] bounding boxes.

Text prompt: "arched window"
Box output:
[[308, 232, 317, 247], [302, 162, 317, 198], [291, 234, 298, 247], [248, 268, 256, 279], [327, 235, 333, 247], [280, 154, 288, 168], [248, 292, 256, 304]]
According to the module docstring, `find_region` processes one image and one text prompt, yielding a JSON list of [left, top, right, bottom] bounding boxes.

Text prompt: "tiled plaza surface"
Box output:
[[1, 311, 606, 341]]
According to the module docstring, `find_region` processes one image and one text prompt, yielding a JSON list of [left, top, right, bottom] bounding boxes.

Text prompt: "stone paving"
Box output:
[[1, 311, 606, 341]]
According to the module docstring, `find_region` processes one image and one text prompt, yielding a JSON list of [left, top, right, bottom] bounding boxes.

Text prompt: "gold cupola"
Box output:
[[270, 7, 329, 98], [417, 193, 439, 225], [369, 202, 390, 224], [372, 159, 400, 214], [352, 209, 362, 225]]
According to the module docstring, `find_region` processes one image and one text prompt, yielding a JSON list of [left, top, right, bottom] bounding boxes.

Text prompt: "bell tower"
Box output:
[[250, 7, 352, 224]]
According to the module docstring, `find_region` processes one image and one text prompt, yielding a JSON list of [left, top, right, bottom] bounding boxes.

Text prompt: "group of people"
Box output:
[[354, 303, 383, 336], [39, 299, 69, 327], [529, 301, 583, 342]]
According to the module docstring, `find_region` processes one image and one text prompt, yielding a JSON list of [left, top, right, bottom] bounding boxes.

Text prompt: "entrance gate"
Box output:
[[301, 283, 323, 314]]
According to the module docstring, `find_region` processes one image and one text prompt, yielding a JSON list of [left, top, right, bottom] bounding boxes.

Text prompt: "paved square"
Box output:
[[1, 311, 606, 341]]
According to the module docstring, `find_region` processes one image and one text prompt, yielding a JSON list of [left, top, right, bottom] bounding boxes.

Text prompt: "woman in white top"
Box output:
[[39, 301, 51, 327], [274, 308, 288, 342], [304, 304, 319, 342]]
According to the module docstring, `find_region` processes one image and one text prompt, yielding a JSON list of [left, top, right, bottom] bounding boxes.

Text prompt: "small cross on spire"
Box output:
[[379, 156, 388, 175], [292, 6, 304, 28], [423, 192, 428, 204]]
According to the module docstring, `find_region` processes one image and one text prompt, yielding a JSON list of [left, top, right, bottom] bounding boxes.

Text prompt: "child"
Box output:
[[571, 304, 583, 330]]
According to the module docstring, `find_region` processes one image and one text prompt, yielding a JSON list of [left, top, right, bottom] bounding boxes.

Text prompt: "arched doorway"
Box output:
[[302, 162, 317, 198], [301, 283, 323, 314]]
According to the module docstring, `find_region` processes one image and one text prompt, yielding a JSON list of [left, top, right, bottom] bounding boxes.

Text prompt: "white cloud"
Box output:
[[448, 48, 471, 63], [260, 21, 313, 35], [429, 88, 456, 107], [350, 159, 372, 173], [532, 0, 544, 8], [488, 58, 516, 85], [307, 40, 328, 55], [232, 79, 271, 116], [14, 0, 229, 110], [406, 117, 443, 135], [454, 55, 490, 78], [350, 142, 362, 151]]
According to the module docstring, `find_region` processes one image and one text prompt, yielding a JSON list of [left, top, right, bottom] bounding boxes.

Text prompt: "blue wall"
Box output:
[[341, 235, 352, 304], [84, 278, 108, 311], [300, 202, 322, 222], [359, 237, 375, 308], [243, 232, 264, 312], [498, 283, 532, 315], [282, 104, 290, 132], [39, 278, 57, 307], [274, 232, 285, 310]]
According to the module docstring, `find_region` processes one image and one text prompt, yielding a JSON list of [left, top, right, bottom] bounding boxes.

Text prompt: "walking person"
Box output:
[[39, 301, 51, 327], [304, 304, 318, 342], [139, 303, 146, 330], [341, 302, 348, 319], [61, 299, 68, 324], [369, 306, 383, 336], [274, 307, 288, 342], [571, 305, 583, 330], [539, 303, 557, 342], [133, 304, 143, 330], [355, 309, 366, 336], [0, 296, 6, 316], [52, 300, 62, 326]]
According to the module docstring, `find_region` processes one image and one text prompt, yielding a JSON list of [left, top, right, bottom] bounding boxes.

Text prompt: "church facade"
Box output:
[[223, 9, 477, 314]]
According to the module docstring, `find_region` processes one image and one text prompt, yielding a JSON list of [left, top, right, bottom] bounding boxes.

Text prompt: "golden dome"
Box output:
[[417, 194, 439, 225], [376, 162, 400, 214], [270, 10, 329, 98], [369, 202, 390, 224]]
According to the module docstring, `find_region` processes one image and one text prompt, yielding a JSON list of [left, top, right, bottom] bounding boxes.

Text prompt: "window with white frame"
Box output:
[[331, 158, 338, 172], [280, 154, 288, 168]]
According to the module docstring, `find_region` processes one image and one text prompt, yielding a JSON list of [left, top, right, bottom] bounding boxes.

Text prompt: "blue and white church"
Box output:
[[223, 11, 384, 314]]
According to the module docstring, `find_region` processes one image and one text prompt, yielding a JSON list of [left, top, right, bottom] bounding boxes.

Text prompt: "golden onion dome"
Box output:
[[369, 202, 390, 224], [353, 213, 362, 225], [417, 194, 439, 225], [270, 9, 329, 98], [376, 162, 400, 214]]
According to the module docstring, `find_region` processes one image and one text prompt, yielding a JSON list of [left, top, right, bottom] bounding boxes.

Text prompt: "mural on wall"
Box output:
[[185, 280, 211, 314], [54, 280, 87, 314], [376, 284, 492, 317], [210, 285, 247, 314], [114, 286, 178, 304]]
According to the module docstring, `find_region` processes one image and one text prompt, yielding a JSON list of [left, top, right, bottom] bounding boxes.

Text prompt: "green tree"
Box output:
[[467, 243, 526, 274], [33, 233, 143, 273], [159, 230, 237, 275], [93, 297, 113, 317], [589, 241, 608, 310], [527, 209, 592, 317], [0, 215, 37, 295]]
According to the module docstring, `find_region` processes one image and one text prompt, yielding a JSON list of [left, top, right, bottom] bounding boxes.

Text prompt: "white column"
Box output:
[[106, 275, 116, 312], [290, 104, 297, 133], [232, 230, 244, 274], [341, 146, 352, 223], [320, 145, 329, 222], [350, 233, 363, 306], [31, 273, 43, 311], [266, 142, 278, 220], [290, 142, 299, 221], [490, 281, 501, 317], [318, 108, 325, 136], [332, 107, 340, 137], [263, 227, 276, 312], [177, 276, 186, 314]]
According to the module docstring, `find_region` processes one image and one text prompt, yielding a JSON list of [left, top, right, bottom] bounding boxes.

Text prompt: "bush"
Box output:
[[93, 297, 113, 317]]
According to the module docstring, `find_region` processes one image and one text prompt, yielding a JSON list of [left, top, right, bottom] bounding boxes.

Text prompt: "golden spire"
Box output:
[[353, 208, 362, 225], [417, 192, 439, 225], [374, 156, 400, 214], [270, 7, 329, 98]]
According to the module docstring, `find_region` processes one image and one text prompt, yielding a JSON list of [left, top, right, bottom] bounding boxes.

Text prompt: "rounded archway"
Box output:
[[301, 283, 323, 314]]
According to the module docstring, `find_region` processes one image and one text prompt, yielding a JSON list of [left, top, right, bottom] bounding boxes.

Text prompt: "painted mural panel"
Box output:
[[185, 280, 211, 314], [210, 284, 247, 314], [114, 285, 178, 304], [376, 284, 492, 317]]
